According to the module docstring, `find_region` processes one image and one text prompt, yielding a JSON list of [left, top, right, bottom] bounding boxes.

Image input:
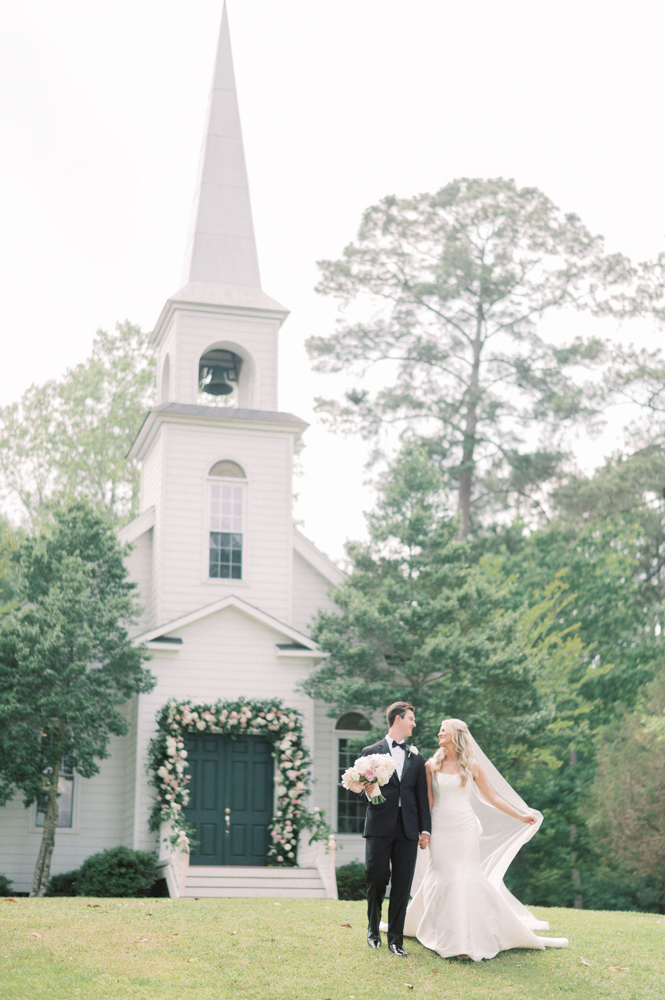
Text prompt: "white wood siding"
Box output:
[[131, 606, 316, 851], [139, 436, 165, 628], [172, 310, 279, 411], [0, 731, 134, 894], [124, 529, 153, 634], [149, 421, 294, 626], [291, 550, 337, 635], [310, 701, 365, 866]]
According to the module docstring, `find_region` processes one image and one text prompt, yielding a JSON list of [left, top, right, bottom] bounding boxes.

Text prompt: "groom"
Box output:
[[361, 701, 431, 957]]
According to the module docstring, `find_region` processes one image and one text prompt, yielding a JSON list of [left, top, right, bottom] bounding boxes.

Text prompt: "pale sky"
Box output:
[[0, 1, 663, 561]]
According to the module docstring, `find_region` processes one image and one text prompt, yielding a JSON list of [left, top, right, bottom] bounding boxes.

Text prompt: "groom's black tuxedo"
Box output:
[[362, 738, 431, 949], [361, 738, 431, 842]]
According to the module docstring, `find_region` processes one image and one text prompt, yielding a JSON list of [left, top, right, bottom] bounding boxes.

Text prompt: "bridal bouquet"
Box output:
[[341, 753, 396, 804]]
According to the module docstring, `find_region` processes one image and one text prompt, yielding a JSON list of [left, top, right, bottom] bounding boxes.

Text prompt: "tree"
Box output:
[[500, 517, 662, 715], [549, 444, 665, 607], [308, 177, 636, 536], [586, 670, 665, 908], [303, 445, 546, 763], [0, 499, 154, 896], [0, 322, 154, 524], [0, 515, 21, 608], [479, 506, 665, 909]]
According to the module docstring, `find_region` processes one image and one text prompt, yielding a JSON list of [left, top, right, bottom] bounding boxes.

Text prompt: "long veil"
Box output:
[[408, 734, 549, 932]]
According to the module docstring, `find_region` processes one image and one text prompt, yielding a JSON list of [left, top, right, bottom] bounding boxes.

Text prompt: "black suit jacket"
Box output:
[[361, 738, 431, 841]]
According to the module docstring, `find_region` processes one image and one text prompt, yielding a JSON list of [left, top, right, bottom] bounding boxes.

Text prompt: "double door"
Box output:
[[184, 734, 274, 866]]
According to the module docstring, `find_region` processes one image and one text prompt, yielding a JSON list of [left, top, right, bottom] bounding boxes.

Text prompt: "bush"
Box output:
[[77, 846, 158, 898], [0, 873, 13, 896], [45, 870, 80, 896], [336, 861, 366, 901]]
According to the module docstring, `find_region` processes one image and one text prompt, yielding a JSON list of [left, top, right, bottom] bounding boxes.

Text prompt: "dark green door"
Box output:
[[184, 734, 274, 866]]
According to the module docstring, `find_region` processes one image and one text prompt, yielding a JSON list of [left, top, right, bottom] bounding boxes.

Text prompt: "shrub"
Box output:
[[0, 873, 13, 896], [77, 846, 158, 898], [45, 870, 80, 896], [336, 861, 366, 901]]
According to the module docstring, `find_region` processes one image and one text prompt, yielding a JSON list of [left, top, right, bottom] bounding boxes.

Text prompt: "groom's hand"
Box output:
[[418, 833, 430, 849]]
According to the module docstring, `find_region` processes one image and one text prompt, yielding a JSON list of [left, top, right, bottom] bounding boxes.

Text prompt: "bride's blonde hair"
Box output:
[[429, 718, 475, 786]]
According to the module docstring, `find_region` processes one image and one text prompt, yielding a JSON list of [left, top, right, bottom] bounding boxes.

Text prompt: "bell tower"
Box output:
[[129, 3, 305, 629]]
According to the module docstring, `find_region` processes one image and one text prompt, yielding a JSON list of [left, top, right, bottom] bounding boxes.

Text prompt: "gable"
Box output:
[[133, 593, 326, 661]]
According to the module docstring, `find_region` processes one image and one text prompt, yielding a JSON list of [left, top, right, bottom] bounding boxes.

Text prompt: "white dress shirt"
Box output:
[[386, 735, 430, 837], [387, 734, 406, 780]]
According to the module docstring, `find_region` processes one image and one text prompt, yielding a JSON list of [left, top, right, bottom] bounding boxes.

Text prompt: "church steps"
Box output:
[[181, 865, 327, 898]]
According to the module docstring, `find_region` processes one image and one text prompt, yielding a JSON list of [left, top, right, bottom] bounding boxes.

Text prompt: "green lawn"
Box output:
[[0, 897, 663, 1000]]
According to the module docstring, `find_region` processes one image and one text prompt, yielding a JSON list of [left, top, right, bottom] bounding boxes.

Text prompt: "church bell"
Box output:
[[198, 348, 243, 397], [202, 367, 234, 396]]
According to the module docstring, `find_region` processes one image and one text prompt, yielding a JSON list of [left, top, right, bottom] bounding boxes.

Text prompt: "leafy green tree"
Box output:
[[499, 518, 662, 715], [303, 445, 546, 762], [550, 444, 665, 607], [0, 322, 154, 524], [586, 671, 665, 907], [308, 177, 636, 537], [0, 499, 154, 896], [482, 506, 665, 909], [0, 515, 21, 608]]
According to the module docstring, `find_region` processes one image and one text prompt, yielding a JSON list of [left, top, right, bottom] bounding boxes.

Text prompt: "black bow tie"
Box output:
[[392, 741, 406, 751]]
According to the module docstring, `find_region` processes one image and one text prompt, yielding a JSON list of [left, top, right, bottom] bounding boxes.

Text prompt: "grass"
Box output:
[[0, 897, 663, 1000]]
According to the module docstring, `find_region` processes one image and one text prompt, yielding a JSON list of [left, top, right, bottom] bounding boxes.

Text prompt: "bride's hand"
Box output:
[[519, 813, 537, 825]]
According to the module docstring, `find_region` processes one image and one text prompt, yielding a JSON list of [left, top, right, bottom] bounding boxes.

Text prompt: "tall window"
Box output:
[[336, 712, 371, 834], [36, 758, 74, 829], [208, 461, 246, 580]]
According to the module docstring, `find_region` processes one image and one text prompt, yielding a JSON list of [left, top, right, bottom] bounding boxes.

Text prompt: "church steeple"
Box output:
[[151, 1, 288, 411], [181, 2, 261, 289]]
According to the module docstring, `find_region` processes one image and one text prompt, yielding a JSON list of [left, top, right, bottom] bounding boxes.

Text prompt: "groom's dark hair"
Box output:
[[386, 701, 414, 727]]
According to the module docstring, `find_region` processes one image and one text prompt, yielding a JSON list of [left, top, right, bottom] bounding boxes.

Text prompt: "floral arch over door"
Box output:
[[148, 698, 329, 866]]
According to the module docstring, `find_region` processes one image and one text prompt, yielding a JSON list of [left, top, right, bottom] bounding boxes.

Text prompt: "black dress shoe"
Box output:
[[367, 931, 381, 949], [388, 943, 408, 957]]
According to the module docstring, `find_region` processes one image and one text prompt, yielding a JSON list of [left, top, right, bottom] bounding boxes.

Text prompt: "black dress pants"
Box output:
[[365, 810, 418, 948]]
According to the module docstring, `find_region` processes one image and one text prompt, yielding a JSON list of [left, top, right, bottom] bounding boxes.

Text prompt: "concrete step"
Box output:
[[181, 865, 327, 899]]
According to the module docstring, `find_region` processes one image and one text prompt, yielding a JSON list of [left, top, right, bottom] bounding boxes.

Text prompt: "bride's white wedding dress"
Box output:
[[402, 771, 569, 961]]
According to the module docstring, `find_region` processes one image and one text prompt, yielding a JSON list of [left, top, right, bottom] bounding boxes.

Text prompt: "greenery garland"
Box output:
[[147, 697, 330, 866]]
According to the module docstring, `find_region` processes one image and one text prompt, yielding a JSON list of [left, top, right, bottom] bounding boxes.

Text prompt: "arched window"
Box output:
[[335, 712, 371, 732], [336, 711, 371, 834], [209, 461, 245, 478], [208, 461, 247, 581]]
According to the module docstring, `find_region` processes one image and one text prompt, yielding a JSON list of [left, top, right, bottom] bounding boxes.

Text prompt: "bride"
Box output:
[[402, 718, 568, 961]]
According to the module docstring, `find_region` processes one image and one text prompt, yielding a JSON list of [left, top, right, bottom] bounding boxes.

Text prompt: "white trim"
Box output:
[[132, 594, 322, 649], [118, 506, 155, 545], [275, 648, 329, 660], [293, 528, 345, 587], [151, 286, 289, 351], [129, 407, 307, 463]]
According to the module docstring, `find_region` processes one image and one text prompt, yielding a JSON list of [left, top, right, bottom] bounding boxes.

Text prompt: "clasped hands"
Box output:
[[418, 832, 430, 849]]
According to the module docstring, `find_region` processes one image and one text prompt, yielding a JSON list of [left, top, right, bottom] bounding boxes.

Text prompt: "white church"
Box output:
[[0, 5, 370, 898]]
